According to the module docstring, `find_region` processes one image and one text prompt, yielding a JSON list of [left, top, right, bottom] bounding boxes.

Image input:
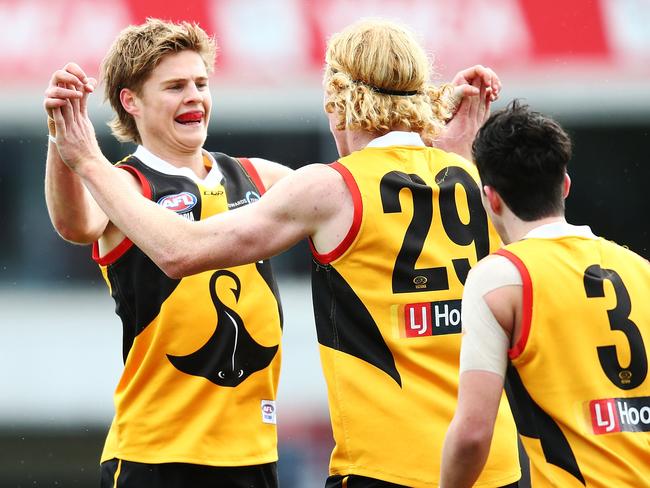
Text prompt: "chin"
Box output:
[[182, 131, 208, 148]]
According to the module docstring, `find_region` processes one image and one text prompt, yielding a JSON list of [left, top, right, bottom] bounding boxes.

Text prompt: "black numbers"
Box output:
[[584, 264, 647, 390], [437, 167, 490, 284], [380, 172, 447, 292], [379, 168, 490, 294]]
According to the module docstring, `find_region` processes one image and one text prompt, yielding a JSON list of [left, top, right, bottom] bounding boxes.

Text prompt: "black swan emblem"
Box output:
[[167, 270, 279, 387]]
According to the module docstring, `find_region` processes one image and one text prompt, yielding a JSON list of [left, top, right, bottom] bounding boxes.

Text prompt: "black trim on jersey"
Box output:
[[256, 260, 284, 330], [214, 152, 262, 207], [214, 152, 283, 330], [107, 246, 181, 362], [167, 270, 279, 387], [505, 363, 586, 485], [312, 262, 402, 386], [106, 156, 204, 361], [105, 153, 282, 365]]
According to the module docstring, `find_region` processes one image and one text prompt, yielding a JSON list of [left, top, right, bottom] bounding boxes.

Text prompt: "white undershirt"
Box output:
[[133, 145, 224, 186], [365, 131, 426, 148]]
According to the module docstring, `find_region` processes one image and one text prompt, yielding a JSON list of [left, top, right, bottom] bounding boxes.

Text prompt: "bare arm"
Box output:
[[440, 262, 521, 487], [43, 64, 108, 243], [440, 370, 505, 488], [45, 142, 109, 243], [51, 91, 349, 277], [248, 157, 294, 190], [63, 154, 343, 277]]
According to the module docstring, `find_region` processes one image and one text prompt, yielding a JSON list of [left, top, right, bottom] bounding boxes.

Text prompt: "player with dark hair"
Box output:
[[440, 100, 650, 487]]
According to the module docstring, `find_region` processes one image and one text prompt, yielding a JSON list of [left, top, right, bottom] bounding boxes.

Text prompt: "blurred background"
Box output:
[[0, 0, 648, 486]]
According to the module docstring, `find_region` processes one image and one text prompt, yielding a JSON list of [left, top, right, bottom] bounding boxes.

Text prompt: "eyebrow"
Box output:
[[161, 76, 209, 85]]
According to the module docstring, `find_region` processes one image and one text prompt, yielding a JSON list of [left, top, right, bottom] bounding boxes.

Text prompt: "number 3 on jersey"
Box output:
[[380, 167, 490, 294], [584, 264, 648, 390]]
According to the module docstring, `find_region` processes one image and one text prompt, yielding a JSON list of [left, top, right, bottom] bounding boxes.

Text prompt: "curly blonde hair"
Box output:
[[101, 18, 217, 144], [324, 19, 454, 140]]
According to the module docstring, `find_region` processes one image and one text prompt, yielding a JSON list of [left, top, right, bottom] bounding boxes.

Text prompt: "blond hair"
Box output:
[[324, 19, 454, 139], [101, 18, 217, 144]]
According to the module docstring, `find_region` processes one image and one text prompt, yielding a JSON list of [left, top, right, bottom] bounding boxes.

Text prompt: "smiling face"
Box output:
[[120, 49, 211, 160]]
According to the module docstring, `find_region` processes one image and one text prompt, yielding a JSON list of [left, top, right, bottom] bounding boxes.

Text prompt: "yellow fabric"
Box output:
[[503, 236, 650, 487], [317, 145, 520, 487], [99, 168, 282, 467]]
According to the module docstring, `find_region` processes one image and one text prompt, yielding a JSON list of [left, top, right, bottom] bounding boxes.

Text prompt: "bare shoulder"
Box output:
[[287, 164, 353, 253], [247, 157, 293, 189], [293, 162, 345, 182], [263, 162, 350, 226], [291, 163, 349, 206], [98, 165, 147, 250], [116, 163, 148, 195]]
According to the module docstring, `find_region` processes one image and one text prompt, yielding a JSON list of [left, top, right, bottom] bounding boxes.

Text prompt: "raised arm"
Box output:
[[43, 64, 108, 243], [51, 92, 349, 277], [434, 65, 500, 160]]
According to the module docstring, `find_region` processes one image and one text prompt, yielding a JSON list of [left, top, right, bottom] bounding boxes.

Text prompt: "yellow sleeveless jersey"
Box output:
[[498, 236, 650, 487], [94, 149, 283, 467], [311, 143, 520, 487]]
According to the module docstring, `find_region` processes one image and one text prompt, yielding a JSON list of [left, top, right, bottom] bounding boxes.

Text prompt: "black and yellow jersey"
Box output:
[[311, 133, 520, 487], [94, 146, 283, 467], [498, 229, 650, 487]]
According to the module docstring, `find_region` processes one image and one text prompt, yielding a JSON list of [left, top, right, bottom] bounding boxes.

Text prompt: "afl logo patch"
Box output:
[[157, 192, 198, 213], [261, 400, 277, 424]]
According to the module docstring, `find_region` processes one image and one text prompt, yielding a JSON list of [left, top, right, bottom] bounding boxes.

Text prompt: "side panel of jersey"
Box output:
[[501, 237, 650, 487], [311, 145, 520, 487], [98, 153, 283, 467]]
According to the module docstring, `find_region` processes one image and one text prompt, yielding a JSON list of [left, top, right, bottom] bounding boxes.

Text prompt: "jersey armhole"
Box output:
[[238, 157, 267, 195], [309, 161, 362, 265], [92, 164, 152, 266], [496, 248, 533, 360]]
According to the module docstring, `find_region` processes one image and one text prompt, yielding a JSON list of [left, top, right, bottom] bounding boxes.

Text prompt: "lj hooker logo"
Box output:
[[398, 300, 462, 338], [589, 396, 650, 435]]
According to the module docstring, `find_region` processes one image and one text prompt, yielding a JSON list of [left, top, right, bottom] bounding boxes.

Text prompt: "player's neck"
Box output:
[[141, 140, 208, 178], [506, 215, 567, 244], [337, 129, 394, 156]]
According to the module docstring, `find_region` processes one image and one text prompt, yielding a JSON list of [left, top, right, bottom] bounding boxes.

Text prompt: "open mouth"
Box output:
[[175, 111, 204, 125]]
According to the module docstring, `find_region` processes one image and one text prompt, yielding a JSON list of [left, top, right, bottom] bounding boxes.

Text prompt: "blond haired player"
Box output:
[[49, 19, 519, 488], [44, 19, 289, 487]]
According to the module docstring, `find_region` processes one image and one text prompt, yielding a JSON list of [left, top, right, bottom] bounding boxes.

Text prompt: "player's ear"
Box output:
[[120, 88, 139, 116], [562, 173, 571, 199], [483, 185, 502, 215]]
